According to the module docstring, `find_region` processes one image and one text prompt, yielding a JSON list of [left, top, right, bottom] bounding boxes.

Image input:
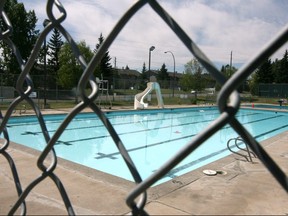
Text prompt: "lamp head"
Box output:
[[43, 19, 50, 27], [149, 46, 155, 51]]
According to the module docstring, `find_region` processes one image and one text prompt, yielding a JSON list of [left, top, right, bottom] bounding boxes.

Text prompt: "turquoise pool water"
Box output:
[[6, 107, 288, 185]]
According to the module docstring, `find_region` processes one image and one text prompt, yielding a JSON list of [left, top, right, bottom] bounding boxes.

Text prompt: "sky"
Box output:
[[18, 0, 288, 73]]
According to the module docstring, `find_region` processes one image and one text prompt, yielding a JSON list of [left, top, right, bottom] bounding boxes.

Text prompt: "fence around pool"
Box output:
[[0, 0, 288, 215]]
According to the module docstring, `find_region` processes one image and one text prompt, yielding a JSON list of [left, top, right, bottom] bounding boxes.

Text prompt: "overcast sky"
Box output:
[[18, 0, 288, 73]]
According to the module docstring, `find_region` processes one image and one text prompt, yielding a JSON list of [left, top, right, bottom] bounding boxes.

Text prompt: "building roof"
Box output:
[[115, 69, 141, 77]]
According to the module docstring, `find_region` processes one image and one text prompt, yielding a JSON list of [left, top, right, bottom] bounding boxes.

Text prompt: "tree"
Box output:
[[157, 63, 170, 88], [139, 62, 148, 90], [255, 58, 273, 83], [277, 50, 288, 83], [179, 72, 193, 91], [249, 49, 288, 96], [272, 58, 281, 83], [248, 71, 259, 95], [48, 28, 63, 77], [179, 58, 206, 94], [220, 64, 237, 79], [125, 65, 130, 70], [216, 64, 238, 91], [157, 63, 169, 80], [58, 41, 93, 89], [141, 62, 147, 79], [93, 33, 112, 81], [0, 0, 39, 83]]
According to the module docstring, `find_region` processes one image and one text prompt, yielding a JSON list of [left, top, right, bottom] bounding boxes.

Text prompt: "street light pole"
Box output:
[[148, 46, 155, 80], [43, 19, 50, 108], [164, 51, 175, 97]]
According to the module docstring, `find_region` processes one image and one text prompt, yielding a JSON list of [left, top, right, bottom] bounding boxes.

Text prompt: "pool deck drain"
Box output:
[[1, 105, 288, 215]]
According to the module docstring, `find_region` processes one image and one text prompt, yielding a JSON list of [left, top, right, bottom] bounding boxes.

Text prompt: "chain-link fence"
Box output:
[[1, 0, 288, 215], [258, 83, 288, 98], [0, 73, 181, 100]]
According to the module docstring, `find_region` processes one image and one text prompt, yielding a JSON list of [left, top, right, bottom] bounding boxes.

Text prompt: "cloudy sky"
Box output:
[[18, 0, 288, 73]]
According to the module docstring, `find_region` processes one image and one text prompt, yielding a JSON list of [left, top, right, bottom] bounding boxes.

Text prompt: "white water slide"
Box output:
[[134, 82, 164, 109]]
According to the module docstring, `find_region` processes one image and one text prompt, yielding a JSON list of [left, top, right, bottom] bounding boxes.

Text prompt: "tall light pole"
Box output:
[[164, 51, 175, 97], [148, 46, 155, 80], [43, 19, 50, 108]]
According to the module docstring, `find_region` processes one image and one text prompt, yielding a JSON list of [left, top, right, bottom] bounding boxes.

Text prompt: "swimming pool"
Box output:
[[6, 107, 288, 185], [243, 103, 288, 110]]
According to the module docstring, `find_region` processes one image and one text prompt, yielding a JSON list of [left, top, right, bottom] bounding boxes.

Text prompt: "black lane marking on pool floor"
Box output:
[[94, 133, 198, 159], [16, 113, 260, 143], [17, 111, 225, 143], [19, 113, 282, 147], [16, 113, 283, 147], [12, 114, 288, 179], [222, 114, 282, 129], [8, 108, 234, 131], [94, 118, 288, 161], [160, 123, 288, 179], [55, 140, 73, 146], [21, 131, 40, 136], [96, 153, 118, 160], [12, 110, 223, 141], [51, 112, 270, 146], [9, 109, 221, 128]]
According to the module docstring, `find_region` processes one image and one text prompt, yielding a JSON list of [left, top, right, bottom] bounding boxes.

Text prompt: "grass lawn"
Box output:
[[0, 90, 282, 112]]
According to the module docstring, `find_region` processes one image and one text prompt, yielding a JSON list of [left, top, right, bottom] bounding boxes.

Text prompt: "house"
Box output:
[[114, 68, 141, 79], [112, 68, 141, 89]]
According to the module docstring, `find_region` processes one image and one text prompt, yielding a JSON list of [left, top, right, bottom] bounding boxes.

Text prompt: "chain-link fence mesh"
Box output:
[[1, 0, 288, 215]]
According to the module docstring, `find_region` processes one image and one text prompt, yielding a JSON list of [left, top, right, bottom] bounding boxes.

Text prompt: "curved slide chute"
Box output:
[[134, 82, 164, 109]]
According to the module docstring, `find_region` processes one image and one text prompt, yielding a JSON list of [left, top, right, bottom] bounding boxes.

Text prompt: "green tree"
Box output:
[[139, 62, 148, 89], [141, 62, 147, 79], [216, 64, 238, 91], [58, 41, 93, 89], [220, 64, 237, 79], [179, 58, 206, 94], [179, 72, 193, 91], [272, 58, 281, 83], [157, 63, 169, 80], [93, 33, 112, 81], [249, 49, 288, 96], [255, 58, 273, 83], [277, 50, 288, 83], [0, 0, 39, 83], [248, 71, 259, 95], [157, 63, 170, 88], [48, 28, 63, 77]]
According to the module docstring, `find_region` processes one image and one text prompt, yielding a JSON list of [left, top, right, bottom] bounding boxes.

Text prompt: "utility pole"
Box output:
[[229, 51, 233, 77], [114, 57, 117, 68]]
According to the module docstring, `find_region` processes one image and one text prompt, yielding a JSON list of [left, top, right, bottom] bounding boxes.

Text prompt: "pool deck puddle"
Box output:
[[1, 105, 288, 215]]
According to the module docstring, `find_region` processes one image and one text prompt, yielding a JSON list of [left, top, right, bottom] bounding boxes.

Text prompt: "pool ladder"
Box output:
[[227, 136, 257, 162]]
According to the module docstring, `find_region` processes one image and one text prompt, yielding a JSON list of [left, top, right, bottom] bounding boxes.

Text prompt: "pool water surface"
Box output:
[[6, 107, 288, 185]]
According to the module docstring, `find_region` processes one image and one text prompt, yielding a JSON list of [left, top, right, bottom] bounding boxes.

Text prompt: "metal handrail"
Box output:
[[227, 136, 257, 162]]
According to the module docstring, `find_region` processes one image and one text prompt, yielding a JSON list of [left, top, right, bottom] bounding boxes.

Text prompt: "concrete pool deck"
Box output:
[[1, 105, 288, 215]]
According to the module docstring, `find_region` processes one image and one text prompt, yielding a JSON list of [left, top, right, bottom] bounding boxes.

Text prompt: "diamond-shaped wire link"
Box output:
[[0, 0, 287, 215]]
